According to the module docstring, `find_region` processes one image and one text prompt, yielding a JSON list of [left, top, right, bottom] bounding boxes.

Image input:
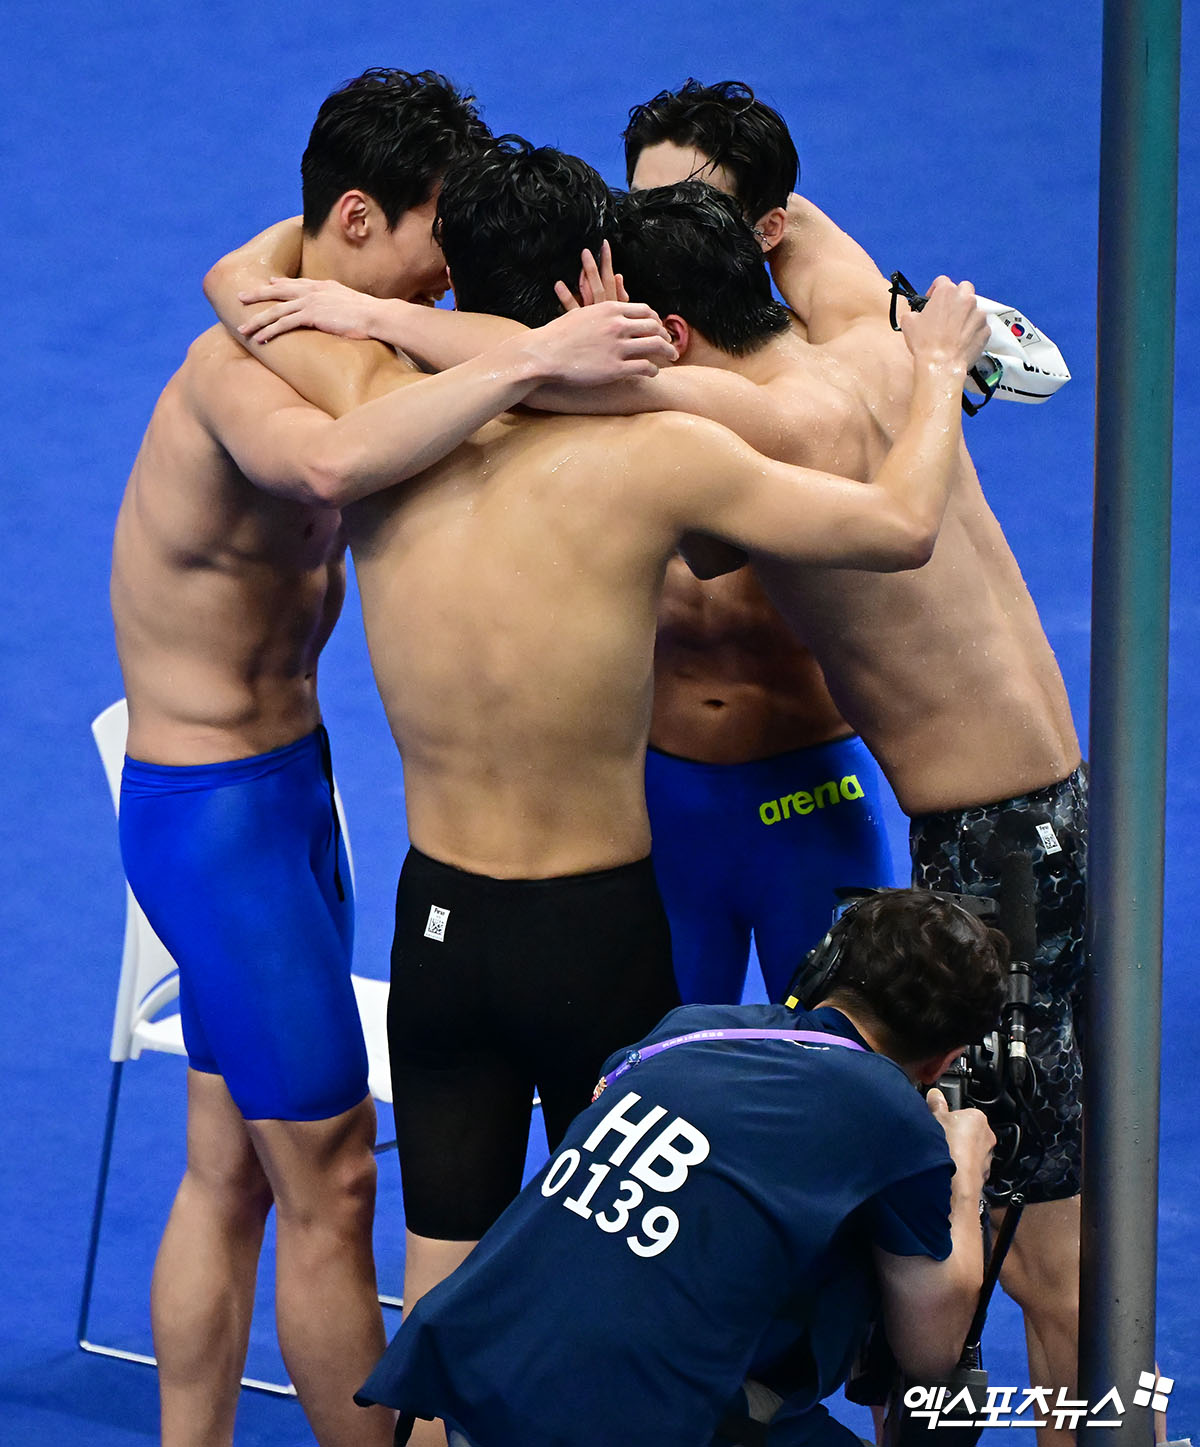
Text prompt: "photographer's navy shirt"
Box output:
[[359, 1003, 954, 1447]]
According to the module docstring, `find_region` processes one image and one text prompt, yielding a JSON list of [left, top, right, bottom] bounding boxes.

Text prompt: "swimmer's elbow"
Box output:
[[202, 255, 241, 320], [304, 435, 412, 508], [899, 524, 938, 570], [302, 443, 361, 507], [869, 516, 936, 572], [201, 258, 223, 304]]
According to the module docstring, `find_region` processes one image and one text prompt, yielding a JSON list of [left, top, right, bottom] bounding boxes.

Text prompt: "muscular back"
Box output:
[[112, 327, 346, 764], [347, 411, 675, 878], [757, 313, 1080, 815]]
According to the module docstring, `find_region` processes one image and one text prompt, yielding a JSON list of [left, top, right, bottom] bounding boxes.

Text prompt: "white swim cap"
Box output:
[[969, 297, 1071, 403]]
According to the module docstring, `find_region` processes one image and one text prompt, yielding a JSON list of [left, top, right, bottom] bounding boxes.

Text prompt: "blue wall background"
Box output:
[[1, 3, 1195, 1441]]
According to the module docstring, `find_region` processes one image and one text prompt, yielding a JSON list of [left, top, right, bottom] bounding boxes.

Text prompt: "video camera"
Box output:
[[931, 853, 1046, 1205]]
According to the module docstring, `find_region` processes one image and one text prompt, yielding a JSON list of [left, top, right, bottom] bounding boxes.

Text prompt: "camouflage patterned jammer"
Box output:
[[910, 767, 1088, 1202]]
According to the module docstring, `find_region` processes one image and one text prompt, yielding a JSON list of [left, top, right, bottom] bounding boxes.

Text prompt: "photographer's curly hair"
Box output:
[[623, 79, 799, 224], [826, 890, 1006, 1065], [435, 136, 612, 327], [301, 68, 492, 234], [612, 183, 791, 356]]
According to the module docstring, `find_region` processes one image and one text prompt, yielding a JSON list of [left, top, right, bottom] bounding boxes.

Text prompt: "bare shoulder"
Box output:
[[179, 324, 252, 411], [768, 364, 842, 430], [179, 322, 247, 385], [504, 410, 749, 490], [623, 408, 744, 465], [526, 408, 731, 460], [608, 413, 768, 524], [526, 413, 748, 521], [776, 195, 895, 342], [182, 323, 312, 434]]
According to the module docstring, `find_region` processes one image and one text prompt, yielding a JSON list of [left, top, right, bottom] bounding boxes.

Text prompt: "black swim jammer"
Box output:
[[388, 847, 681, 1240]]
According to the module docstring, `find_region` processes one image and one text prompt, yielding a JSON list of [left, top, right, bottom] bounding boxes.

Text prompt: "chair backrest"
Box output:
[[92, 700, 183, 1063]]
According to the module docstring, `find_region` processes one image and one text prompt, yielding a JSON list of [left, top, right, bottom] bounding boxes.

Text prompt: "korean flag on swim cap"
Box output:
[[968, 296, 1071, 403]]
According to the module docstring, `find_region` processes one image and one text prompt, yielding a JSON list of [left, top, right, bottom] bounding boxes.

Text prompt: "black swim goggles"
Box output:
[[888, 270, 1001, 416]]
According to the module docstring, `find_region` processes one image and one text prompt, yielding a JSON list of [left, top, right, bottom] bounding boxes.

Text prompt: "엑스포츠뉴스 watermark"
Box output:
[[903, 1372, 1175, 1430]]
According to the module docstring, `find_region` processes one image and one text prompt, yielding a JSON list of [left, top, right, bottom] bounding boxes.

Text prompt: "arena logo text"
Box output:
[[759, 774, 865, 826]]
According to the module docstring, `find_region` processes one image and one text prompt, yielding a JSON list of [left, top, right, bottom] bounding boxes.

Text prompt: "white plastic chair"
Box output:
[[79, 699, 397, 1397]]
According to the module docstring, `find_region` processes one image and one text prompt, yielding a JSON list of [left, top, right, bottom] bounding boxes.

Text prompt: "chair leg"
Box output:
[[77, 1058, 298, 1397], [370, 1134, 404, 1309], [78, 1338, 298, 1398], [78, 1060, 124, 1346]]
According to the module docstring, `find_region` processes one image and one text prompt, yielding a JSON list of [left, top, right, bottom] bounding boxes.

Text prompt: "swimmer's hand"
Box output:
[[926, 1087, 995, 1193], [237, 276, 407, 345], [899, 277, 990, 378], [554, 241, 631, 311], [521, 300, 677, 384]]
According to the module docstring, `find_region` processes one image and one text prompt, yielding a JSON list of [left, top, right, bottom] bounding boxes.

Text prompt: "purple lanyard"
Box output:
[[593, 1027, 867, 1101]]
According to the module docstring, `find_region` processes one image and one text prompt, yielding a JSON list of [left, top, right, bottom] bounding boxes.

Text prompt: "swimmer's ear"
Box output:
[[752, 206, 787, 254], [663, 314, 690, 358], [331, 190, 374, 244]]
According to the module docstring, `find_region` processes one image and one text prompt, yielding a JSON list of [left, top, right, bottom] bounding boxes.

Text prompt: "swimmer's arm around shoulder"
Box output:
[[206, 233, 673, 420], [652, 413, 932, 571], [770, 193, 894, 332], [658, 280, 983, 568], [233, 278, 528, 374], [204, 217, 304, 298], [191, 311, 675, 507], [204, 217, 523, 371], [204, 222, 407, 417], [528, 367, 786, 459]]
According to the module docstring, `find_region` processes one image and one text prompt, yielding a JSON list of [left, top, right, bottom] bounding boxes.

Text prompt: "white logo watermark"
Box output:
[[1133, 1371, 1175, 1414], [903, 1373, 1174, 1430]]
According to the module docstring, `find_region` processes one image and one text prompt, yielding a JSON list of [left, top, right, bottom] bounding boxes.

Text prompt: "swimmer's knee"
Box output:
[[257, 1104, 379, 1231], [182, 1073, 273, 1212], [329, 1134, 379, 1213], [181, 1151, 274, 1227], [996, 1197, 1080, 1312]]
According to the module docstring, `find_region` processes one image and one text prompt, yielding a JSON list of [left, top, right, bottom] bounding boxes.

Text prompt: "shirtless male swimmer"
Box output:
[[630, 85, 904, 1006], [203, 138, 988, 1441], [619, 81, 1086, 1447], [111, 71, 678, 1447]]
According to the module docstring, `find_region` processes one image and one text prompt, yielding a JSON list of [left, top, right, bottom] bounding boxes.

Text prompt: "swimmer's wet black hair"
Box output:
[[623, 79, 799, 223], [436, 137, 611, 327], [824, 890, 1006, 1064], [613, 183, 791, 356], [301, 68, 492, 234]]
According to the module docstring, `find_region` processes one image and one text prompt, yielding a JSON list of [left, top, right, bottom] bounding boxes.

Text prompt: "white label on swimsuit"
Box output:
[[1036, 822, 1062, 855], [424, 904, 450, 941]]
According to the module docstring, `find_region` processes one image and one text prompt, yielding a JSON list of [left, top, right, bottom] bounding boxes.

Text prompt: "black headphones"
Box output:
[[783, 887, 998, 1011]]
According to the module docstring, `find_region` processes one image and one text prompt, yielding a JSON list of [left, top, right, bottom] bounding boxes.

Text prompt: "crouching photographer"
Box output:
[[356, 889, 1004, 1447]]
